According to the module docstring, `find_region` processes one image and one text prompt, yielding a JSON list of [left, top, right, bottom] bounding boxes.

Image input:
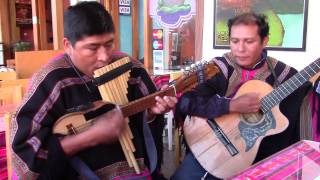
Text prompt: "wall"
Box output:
[[202, 0, 320, 71], [138, 0, 144, 60], [119, 14, 133, 56]]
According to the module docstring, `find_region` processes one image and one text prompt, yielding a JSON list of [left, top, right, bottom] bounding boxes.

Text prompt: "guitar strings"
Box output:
[[67, 121, 93, 135]]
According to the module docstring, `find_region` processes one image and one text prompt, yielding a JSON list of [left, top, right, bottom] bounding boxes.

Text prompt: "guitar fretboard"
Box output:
[[121, 87, 176, 117], [261, 58, 320, 112]]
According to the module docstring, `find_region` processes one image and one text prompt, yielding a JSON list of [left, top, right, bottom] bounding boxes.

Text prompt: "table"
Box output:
[[233, 140, 320, 179]]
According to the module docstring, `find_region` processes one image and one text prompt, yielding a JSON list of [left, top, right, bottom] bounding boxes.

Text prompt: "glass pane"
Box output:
[[149, 0, 196, 75]]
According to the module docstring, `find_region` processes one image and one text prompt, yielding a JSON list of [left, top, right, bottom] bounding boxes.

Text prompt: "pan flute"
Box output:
[[93, 57, 140, 174]]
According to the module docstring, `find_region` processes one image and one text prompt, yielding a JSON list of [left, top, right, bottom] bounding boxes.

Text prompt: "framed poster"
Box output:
[[213, 0, 309, 51], [15, 2, 32, 25]]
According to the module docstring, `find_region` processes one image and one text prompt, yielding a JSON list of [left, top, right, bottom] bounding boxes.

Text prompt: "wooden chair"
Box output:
[[6, 59, 16, 69], [15, 50, 63, 79], [0, 86, 23, 105], [0, 79, 29, 95], [4, 112, 13, 180], [0, 71, 17, 81]]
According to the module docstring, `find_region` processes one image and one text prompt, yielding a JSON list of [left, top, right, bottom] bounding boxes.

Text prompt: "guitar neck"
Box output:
[[261, 58, 320, 112], [121, 87, 176, 117]]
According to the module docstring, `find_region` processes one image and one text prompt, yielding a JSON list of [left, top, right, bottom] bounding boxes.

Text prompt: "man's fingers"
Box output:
[[163, 96, 177, 108]]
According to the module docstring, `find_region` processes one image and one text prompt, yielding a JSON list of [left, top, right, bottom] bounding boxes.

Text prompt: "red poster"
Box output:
[[16, 2, 32, 25]]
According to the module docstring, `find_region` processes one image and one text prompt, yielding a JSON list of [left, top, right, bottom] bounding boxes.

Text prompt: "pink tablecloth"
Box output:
[[233, 140, 320, 179]]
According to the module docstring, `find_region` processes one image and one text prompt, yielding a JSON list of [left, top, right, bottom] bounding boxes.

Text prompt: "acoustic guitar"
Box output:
[[53, 61, 219, 135], [184, 58, 320, 179]]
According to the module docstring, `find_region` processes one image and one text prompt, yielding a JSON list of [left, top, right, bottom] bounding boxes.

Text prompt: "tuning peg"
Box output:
[[195, 61, 203, 68], [180, 69, 188, 76], [183, 67, 190, 75], [185, 66, 191, 74], [205, 58, 212, 63], [201, 59, 208, 64], [189, 64, 196, 71]]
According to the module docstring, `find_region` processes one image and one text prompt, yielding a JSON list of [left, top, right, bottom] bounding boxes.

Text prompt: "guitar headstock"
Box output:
[[172, 60, 219, 94]]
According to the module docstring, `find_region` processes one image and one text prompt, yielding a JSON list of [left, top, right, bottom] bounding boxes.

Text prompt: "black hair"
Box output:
[[64, 1, 115, 45], [227, 12, 269, 41]]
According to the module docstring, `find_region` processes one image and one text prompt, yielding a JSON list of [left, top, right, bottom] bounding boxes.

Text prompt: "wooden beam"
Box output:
[[195, 0, 204, 61], [51, 0, 64, 50], [143, 0, 152, 72], [102, 1, 120, 51], [131, 0, 138, 60], [103, 0, 112, 12], [38, 0, 48, 50], [31, 0, 41, 50], [0, 0, 11, 60], [9, 1, 19, 44], [111, 2, 120, 51]]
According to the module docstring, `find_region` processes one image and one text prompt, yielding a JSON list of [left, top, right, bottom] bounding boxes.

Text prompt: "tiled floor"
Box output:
[[161, 134, 186, 179], [161, 143, 177, 179]]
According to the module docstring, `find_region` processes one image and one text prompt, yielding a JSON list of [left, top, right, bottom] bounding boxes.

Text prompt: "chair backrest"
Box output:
[[0, 86, 23, 105], [0, 71, 17, 81], [15, 50, 63, 79], [4, 113, 13, 180], [0, 79, 29, 95], [6, 59, 15, 69]]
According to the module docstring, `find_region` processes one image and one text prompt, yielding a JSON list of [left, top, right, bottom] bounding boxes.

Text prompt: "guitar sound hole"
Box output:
[[241, 111, 263, 125]]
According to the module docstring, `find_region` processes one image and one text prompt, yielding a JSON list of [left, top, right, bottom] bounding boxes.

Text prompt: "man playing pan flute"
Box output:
[[11, 2, 177, 179], [172, 12, 312, 179]]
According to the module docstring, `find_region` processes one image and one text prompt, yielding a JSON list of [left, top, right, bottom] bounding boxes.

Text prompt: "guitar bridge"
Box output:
[[207, 119, 239, 156]]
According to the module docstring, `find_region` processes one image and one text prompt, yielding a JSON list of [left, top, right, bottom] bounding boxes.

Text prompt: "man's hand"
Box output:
[[89, 106, 125, 144], [149, 85, 178, 115], [229, 93, 261, 113], [60, 106, 125, 156]]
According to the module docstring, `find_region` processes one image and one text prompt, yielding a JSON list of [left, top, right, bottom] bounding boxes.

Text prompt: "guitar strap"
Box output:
[[266, 57, 280, 88], [69, 156, 100, 180], [142, 111, 158, 173], [129, 76, 158, 173]]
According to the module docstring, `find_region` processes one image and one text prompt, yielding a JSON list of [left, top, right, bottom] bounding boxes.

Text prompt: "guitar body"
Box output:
[[184, 80, 289, 178], [53, 112, 93, 135]]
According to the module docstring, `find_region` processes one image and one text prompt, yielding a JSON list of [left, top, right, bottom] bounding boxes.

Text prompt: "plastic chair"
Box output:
[[166, 71, 183, 151], [165, 110, 174, 151]]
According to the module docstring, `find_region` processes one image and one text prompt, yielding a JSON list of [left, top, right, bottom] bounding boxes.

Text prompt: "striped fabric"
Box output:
[[0, 132, 7, 180], [151, 74, 170, 90], [233, 140, 320, 179]]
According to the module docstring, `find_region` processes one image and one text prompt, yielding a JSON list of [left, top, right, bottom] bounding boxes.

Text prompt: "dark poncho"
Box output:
[[11, 52, 164, 179]]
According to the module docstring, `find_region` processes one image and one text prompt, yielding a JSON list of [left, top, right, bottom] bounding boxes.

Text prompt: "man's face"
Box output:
[[64, 33, 115, 77], [229, 24, 268, 68]]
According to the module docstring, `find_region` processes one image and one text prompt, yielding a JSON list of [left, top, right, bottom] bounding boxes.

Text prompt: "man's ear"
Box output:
[[63, 38, 72, 54], [262, 36, 269, 47]]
